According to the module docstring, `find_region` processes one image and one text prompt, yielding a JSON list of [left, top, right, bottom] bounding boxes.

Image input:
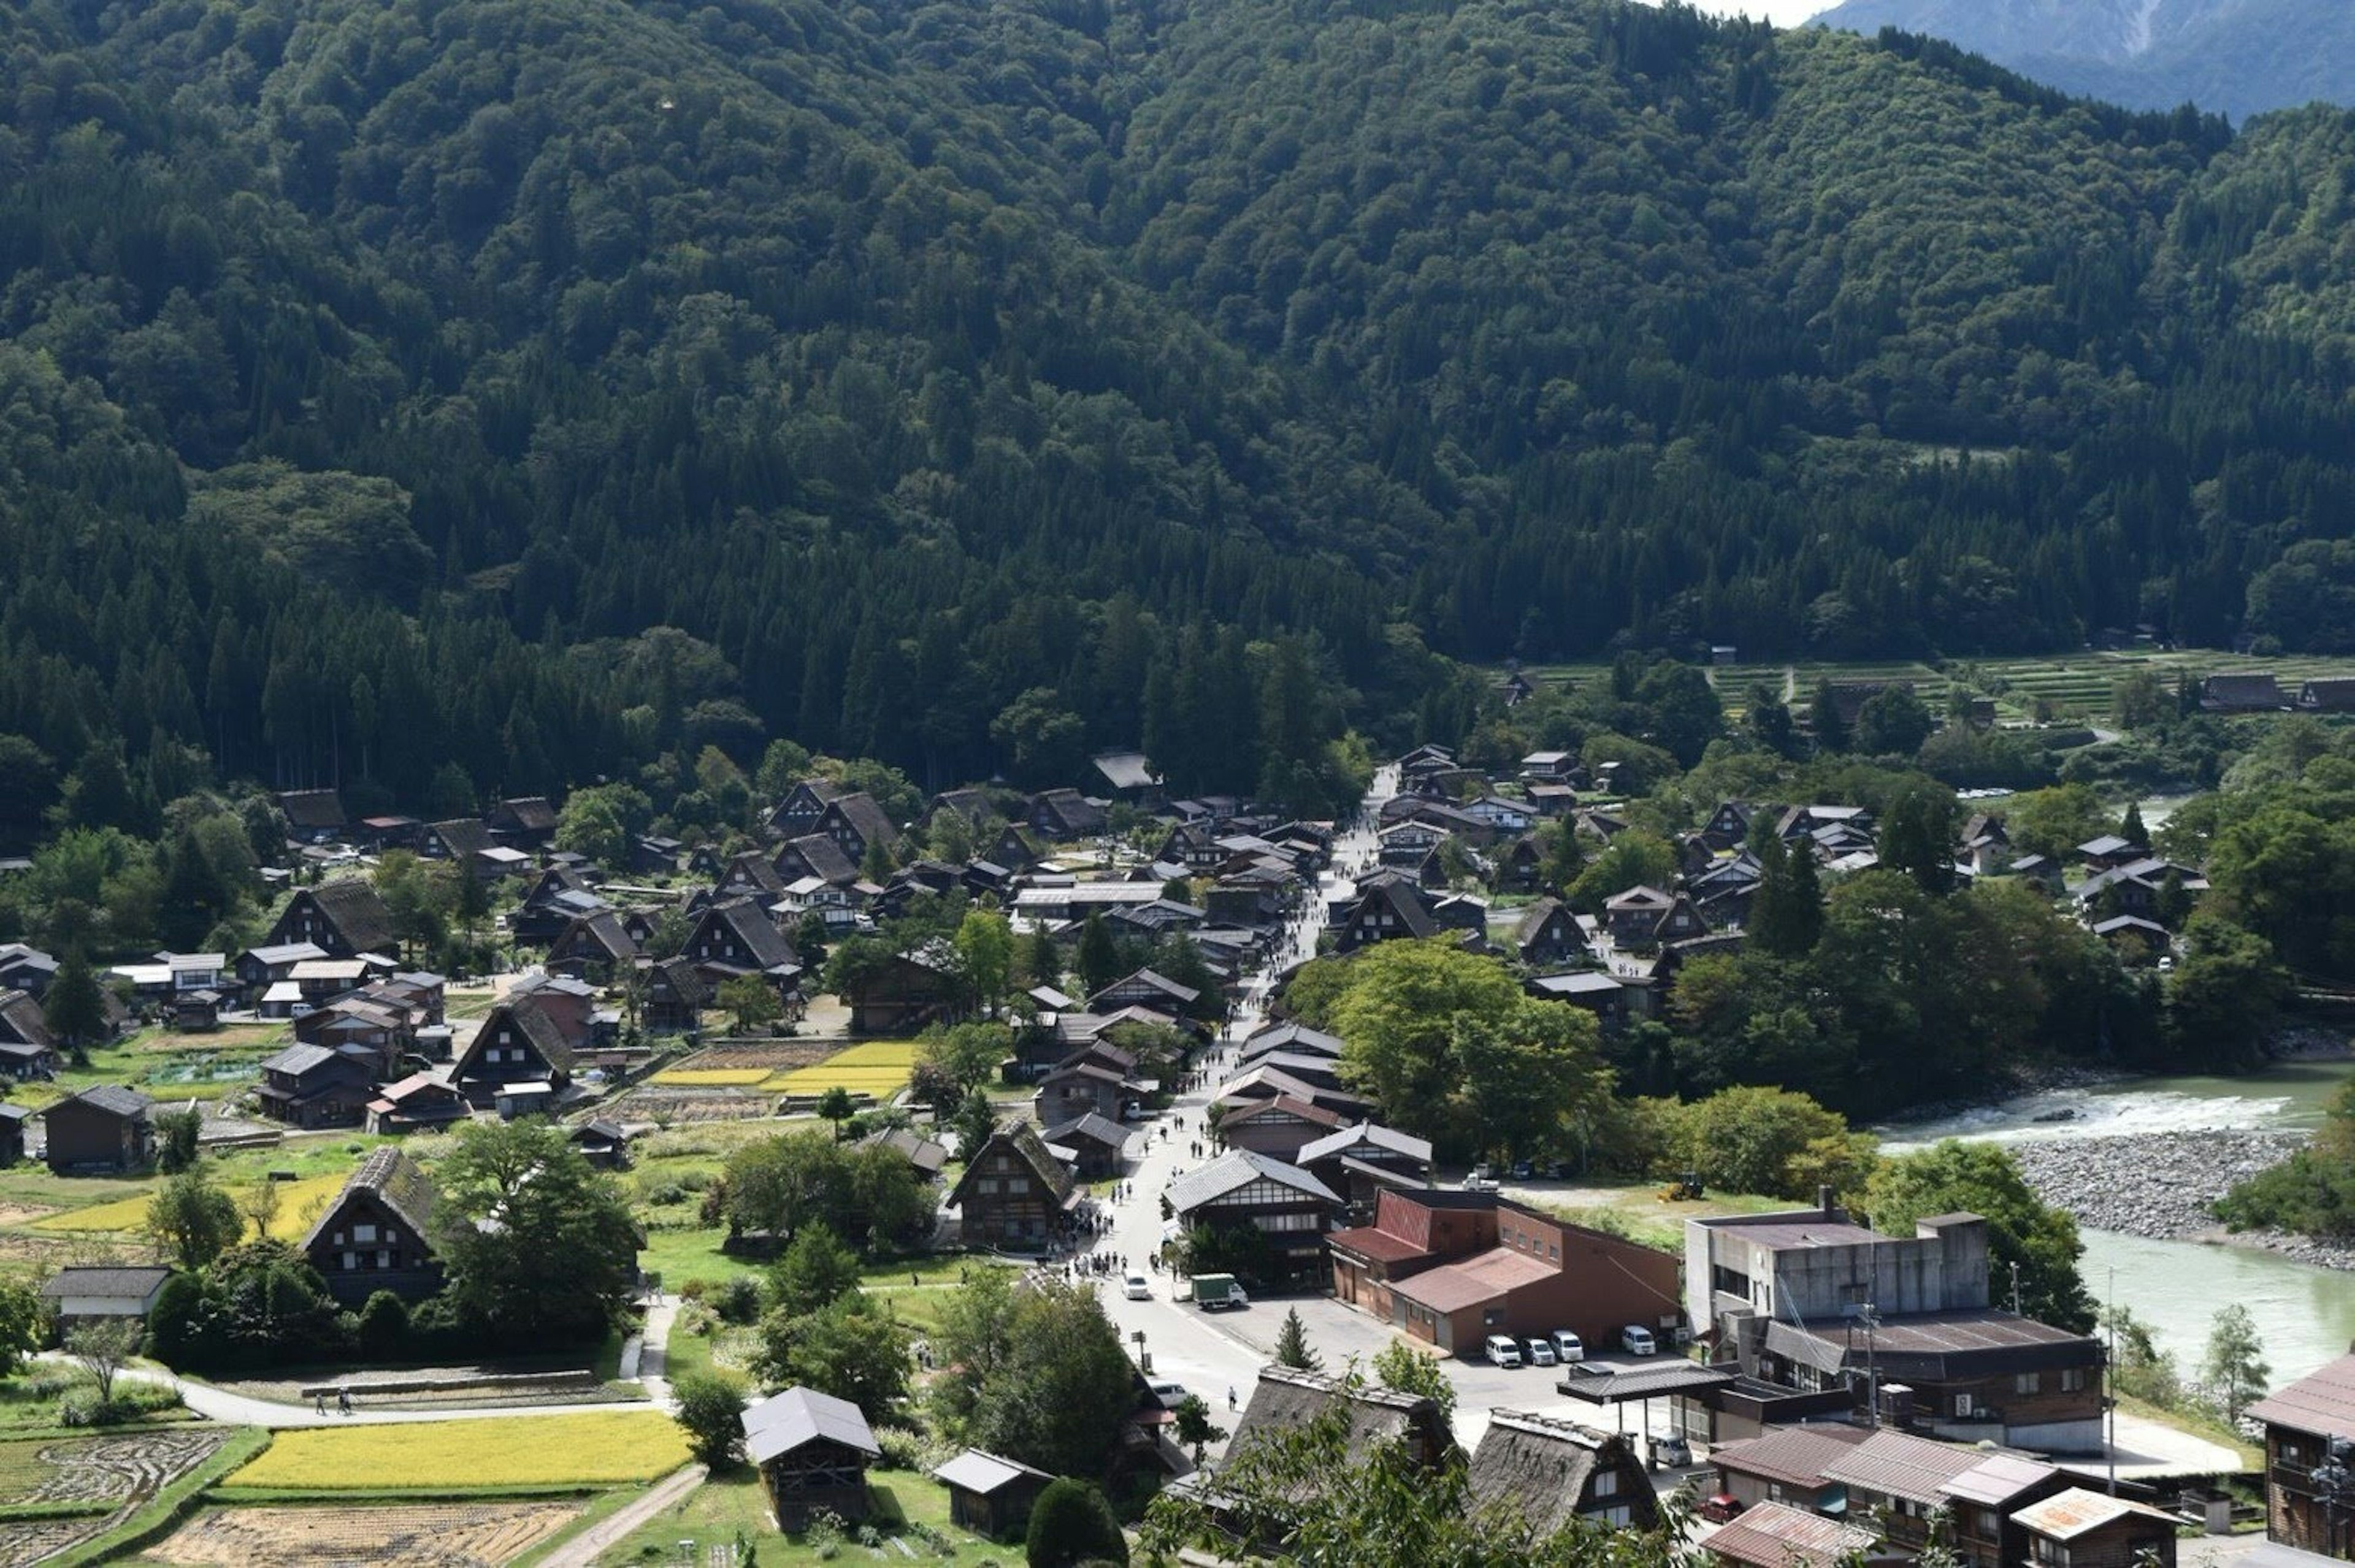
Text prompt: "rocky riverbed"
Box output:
[[2008, 1129, 2355, 1269]]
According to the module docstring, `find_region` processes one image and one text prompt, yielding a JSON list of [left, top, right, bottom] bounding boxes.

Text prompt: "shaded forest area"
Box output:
[[6, 0, 2355, 819]]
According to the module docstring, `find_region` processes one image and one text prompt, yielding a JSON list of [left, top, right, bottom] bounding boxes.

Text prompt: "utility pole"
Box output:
[[2009, 1261, 2021, 1315], [2105, 1265, 2118, 1497]]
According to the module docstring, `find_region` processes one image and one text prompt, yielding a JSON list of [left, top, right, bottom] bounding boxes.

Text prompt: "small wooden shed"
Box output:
[[934, 1448, 1054, 1539], [742, 1386, 879, 1526]]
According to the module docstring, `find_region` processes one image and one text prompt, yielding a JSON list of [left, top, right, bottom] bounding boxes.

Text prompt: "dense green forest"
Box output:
[[10, 0, 2355, 819]]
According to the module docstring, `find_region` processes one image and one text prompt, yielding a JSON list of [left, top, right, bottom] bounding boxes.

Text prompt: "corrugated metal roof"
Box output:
[[2012, 1487, 2177, 1540], [1712, 1424, 1871, 1488], [933, 1448, 1051, 1495], [1820, 1429, 1985, 1502], [2249, 1352, 2355, 1442], [1706, 1501, 1878, 1568], [1940, 1451, 2061, 1506], [1388, 1247, 1555, 1314], [742, 1386, 880, 1465]]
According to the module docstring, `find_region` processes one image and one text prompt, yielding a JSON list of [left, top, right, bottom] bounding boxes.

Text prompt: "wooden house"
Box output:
[[546, 911, 640, 983], [302, 1146, 445, 1306], [681, 898, 802, 997], [841, 949, 962, 1036], [39, 1265, 172, 1326], [819, 792, 898, 868], [486, 796, 559, 848], [570, 1117, 631, 1169], [267, 881, 399, 961], [775, 834, 860, 889], [1027, 789, 1108, 840], [2252, 1352, 2355, 1555], [766, 779, 843, 841], [448, 996, 578, 1109], [1512, 898, 1587, 968], [255, 1042, 381, 1128], [743, 1386, 880, 1525], [1467, 1412, 1656, 1532], [1041, 1112, 1135, 1178], [42, 1085, 155, 1174], [643, 957, 709, 1036], [2010, 1489, 2177, 1568], [366, 1073, 470, 1134], [276, 789, 348, 843], [1706, 1502, 1881, 1568], [1166, 1149, 1340, 1287], [0, 1103, 27, 1166], [935, 1449, 1054, 1539], [713, 850, 787, 903], [0, 991, 60, 1080], [509, 868, 607, 947], [1217, 1095, 1347, 1163], [946, 1121, 1078, 1250]]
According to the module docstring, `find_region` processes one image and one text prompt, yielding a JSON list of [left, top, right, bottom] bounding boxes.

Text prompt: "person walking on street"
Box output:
[[1228, 1385, 1238, 1410]]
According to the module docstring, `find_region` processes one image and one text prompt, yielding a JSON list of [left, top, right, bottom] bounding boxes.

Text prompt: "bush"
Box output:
[[709, 1277, 761, 1325], [1025, 1478, 1127, 1567], [356, 1291, 411, 1360], [672, 1369, 750, 1469]]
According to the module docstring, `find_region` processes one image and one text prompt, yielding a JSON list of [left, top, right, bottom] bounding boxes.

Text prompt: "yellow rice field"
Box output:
[[228, 1411, 689, 1490], [31, 1172, 347, 1241], [773, 1040, 921, 1098]]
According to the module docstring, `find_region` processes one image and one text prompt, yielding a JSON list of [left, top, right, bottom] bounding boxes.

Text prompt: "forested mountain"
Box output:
[[1810, 0, 2355, 118], [9, 0, 2355, 818]]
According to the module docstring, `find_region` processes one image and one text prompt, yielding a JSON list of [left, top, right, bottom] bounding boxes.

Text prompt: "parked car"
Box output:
[[1508, 1160, 1534, 1180], [1525, 1337, 1557, 1366], [1485, 1334, 1523, 1368], [1149, 1380, 1192, 1409], [1552, 1330, 1585, 1362], [1701, 1493, 1745, 1523], [1649, 1434, 1692, 1468], [1123, 1273, 1151, 1300], [1620, 1325, 1658, 1356]]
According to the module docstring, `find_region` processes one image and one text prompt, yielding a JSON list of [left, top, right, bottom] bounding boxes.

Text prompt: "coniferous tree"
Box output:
[[1809, 682, 1850, 754], [2120, 800, 2149, 847], [42, 950, 108, 1056]]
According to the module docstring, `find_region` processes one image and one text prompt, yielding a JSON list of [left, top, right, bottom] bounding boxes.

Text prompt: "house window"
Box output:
[[2015, 1372, 2042, 1396], [342, 1251, 357, 1269], [1591, 1471, 1619, 1499], [354, 1223, 377, 1243], [377, 1250, 390, 1269], [2032, 1542, 2068, 1567], [976, 1179, 999, 1195], [2059, 1368, 2086, 1393], [1589, 1505, 1633, 1528]]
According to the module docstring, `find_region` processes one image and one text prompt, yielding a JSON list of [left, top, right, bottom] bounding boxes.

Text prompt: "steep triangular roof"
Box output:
[[302, 1145, 442, 1251]]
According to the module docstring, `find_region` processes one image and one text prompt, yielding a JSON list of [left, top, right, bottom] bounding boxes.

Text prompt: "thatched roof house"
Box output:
[[1466, 1410, 1656, 1534]]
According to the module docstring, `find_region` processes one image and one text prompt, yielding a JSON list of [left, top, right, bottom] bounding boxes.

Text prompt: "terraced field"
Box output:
[[228, 1410, 687, 1490], [647, 1039, 922, 1100], [29, 1171, 347, 1241], [0, 1429, 234, 1568]]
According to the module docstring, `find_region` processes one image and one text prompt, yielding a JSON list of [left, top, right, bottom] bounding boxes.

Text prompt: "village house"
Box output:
[[2300, 679, 2355, 713], [713, 850, 787, 904], [819, 792, 898, 867], [1601, 885, 1708, 949], [1705, 1501, 1882, 1568], [255, 1042, 381, 1129], [366, 1073, 470, 1134], [39, 1264, 172, 1327], [0, 944, 58, 997], [2203, 672, 2287, 713], [680, 897, 802, 998], [546, 911, 641, 983], [1333, 878, 1444, 953], [1196, 1364, 1453, 1491], [42, 1085, 155, 1174], [1041, 1112, 1135, 1179], [1687, 1201, 2105, 1453], [0, 1103, 26, 1166], [1166, 1149, 1342, 1287], [744, 1386, 879, 1525], [1035, 1050, 1138, 1125], [1298, 1121, 1433, 1220], [1707, 1422, 1871, 1515], [1093, 751, 1162, 801], [0, 991, 61, 1080], [1027, 787, 1109, 840], [1513, 898, 1588, 968], [767, 779, 843, 841], [840, 947, 962, 1035], [1527, 969, 1644, 1031], [643, 957, 710, 1036], [570, 1117, 632, 1169], [856, 1126, 951, 1182], [1467, 1412, 1657, 1532], [775, 833, 860, 890], [1940, 1450, 2077, 1568], [448, 995, 580, 1112], [935, 1450, 1055, 1540], [1213, 1063, 1375, 1123], [2251, 1350, 2355, 1556], [2010, 1488, 2178, 1568], [276, 789, 348, 844], [267, 881, 399, 961], [1217, 1095, 1349, 1163], [1330, 1187, 1681, 1356], [487, 796, 559, 849], [946, 1121, 1078, 1249], [303, 1146, 446, 1306]]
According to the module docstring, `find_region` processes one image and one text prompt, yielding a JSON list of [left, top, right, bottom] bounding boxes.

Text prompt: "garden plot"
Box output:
[[144, 1500, 584, 1566], [0, 1428, 232, 1568]]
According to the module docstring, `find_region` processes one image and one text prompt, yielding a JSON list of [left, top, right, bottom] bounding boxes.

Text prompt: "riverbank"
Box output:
[[2009, 1130, 2355, 1270]]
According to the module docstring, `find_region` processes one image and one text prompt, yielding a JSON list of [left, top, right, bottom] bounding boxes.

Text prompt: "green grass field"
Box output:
[[591, 1466, 996, 1565], [1528, 649, 2355, 724]]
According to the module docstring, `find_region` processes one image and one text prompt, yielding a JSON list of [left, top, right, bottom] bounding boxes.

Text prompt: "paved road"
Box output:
[[537, 1461, 706, 1568]]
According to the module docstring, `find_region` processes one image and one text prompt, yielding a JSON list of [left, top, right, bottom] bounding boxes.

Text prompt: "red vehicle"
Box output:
[[1701, 1494, 1745, 1524]]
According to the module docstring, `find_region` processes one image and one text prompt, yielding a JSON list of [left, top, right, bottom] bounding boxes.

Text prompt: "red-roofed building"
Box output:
[[1328, 1187, 1680, 1357]]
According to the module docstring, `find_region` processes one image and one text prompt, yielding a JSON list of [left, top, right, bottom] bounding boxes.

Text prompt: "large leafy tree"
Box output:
[[430, 1120, 641, 1344], [930, 1274, 1134, 1477], [1864, 1141, 2097, 1333]]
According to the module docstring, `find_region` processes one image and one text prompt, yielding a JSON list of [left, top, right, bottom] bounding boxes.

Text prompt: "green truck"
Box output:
[[1190, 1273, 1249, 1311]]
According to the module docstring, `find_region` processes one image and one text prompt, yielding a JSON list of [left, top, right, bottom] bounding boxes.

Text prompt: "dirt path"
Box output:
[[533, 1463, 705, 1568]]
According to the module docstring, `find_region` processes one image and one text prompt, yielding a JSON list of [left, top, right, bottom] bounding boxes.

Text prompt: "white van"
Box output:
[[1620, 1325, 1658, 1356], [1552, 1330, 1585, 1363], [1525, 1337, 1558, 1367], [1485, 1334, 1524, 1368]]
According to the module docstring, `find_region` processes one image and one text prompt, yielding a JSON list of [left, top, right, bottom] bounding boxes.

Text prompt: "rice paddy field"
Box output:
[[649, 1039, 922, 1099], [28, 1172, 348, 1241], [1530, 649, 2355, 724], [226, 1411, 689, 1491]]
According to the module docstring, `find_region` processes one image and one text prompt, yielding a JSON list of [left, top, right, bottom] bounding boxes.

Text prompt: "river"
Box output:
[[1878, 1059, 2355, 1382]]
